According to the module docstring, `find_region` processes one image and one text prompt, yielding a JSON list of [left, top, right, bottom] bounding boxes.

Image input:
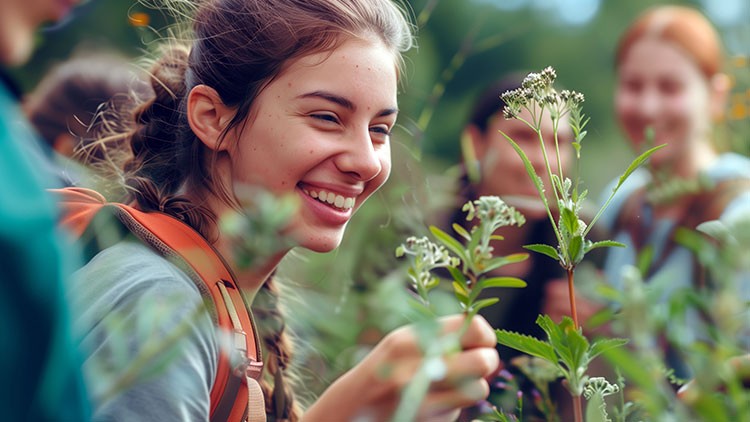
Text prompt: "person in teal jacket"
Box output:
[[0, 0, 89, 420]]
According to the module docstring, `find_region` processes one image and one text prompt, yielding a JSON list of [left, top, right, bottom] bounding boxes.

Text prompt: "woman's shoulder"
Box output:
[[69, 240, 205, 325], [71, 240, 219, 420], [710, 153, 750, 180], [75, 240, 198, 294]]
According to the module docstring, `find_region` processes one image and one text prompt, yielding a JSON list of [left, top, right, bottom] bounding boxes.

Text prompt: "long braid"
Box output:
[[122, 44, 217, 239], [253, 275, 301, 421]]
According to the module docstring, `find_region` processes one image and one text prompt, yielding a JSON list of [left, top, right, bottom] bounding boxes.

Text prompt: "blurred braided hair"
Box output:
[[91, 0, 415, 419]]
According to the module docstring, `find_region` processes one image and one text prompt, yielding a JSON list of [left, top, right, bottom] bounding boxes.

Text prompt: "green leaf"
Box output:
[[482, 253, 529, 273], [452, 281, 470, 306], [479, 277, 527, 289], [585, 389, 609, 422], [501, 133, 546, 198], [589, 338, 629, 360], [471, 297, 500, 312], [452, 279, 469, 296], [496, 329, 557, 363], [567, 235, 584, 265], [524, 244, 559, 261], [584, 240, 625, 253], [469, 276, 525, 303], [447, 266, 467, 284], [561, 207, 579, 235], [615, 144, 666, 191], [429, 225, 467, 262], [452, 223, 472, 242]]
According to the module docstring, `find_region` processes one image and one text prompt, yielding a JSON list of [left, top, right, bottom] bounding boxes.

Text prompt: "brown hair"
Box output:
[[92, 0, 414, 419], [24, 52, 144, 161], [615, 5, 724, 78]]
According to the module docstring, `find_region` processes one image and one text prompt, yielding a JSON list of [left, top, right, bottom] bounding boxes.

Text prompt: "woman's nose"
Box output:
[[334, 129, 383, 182]]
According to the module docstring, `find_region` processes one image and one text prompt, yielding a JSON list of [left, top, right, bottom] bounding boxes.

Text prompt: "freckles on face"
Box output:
[[228, 37, 399, 253]]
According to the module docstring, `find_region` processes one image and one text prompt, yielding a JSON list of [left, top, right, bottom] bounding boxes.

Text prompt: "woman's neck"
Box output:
[[652, 140, 718, 180], [187, 188, 287, 299]]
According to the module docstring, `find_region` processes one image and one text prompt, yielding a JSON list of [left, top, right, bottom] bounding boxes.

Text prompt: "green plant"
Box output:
[[491, 66, 666, 422], [394, 195, 528, 420]]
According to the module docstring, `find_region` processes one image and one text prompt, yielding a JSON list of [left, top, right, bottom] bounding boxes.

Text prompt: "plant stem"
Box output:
[[573, 394, 583, 422], [567, 268, 579, 328]]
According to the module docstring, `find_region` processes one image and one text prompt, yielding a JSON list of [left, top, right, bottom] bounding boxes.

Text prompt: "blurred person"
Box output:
[[448, 74, 599, 420], [23, 50, 144, 177], [0, 0, 90, 420], [63, 0, 500, 420], [600, 5, 750, 378], [450, 74, 576, 359]]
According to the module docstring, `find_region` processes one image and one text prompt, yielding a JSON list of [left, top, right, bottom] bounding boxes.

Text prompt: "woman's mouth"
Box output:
[[302, 188, 355, 211]]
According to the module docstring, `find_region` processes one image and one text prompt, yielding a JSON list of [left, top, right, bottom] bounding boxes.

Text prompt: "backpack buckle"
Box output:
[[231, 329, 264, 380]]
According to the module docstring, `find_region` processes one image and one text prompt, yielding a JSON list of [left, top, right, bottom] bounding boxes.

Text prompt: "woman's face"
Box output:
[[0, 0, 79, 65], [615, 37, 712, 165], [473, 107, 573, 217], [229, 37, 398, 253]]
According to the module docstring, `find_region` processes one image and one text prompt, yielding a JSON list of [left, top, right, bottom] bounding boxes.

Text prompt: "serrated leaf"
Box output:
[[585, 388, 609, 422], [589, 338, 629, 360], [584, 240, 625, 252], [568, 235, 584, 265], [561, 207, 579, 235], [496, 329, 557, 362], [429, 225, 467, 263], [524, 244, 559, 261]]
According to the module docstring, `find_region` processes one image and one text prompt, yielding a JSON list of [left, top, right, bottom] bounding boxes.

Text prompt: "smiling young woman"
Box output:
[[599, 4, 750, 379], [65, 0, 501, 421]]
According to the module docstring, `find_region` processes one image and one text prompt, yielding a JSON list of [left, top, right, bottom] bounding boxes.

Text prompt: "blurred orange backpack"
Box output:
[[51, 186, 266, 422]]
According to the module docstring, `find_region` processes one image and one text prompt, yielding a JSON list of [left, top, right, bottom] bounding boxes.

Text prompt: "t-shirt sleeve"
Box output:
[[70, 241, 218, 422]]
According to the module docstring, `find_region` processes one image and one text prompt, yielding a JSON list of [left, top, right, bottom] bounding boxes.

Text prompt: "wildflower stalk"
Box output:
[[395, 196, 528, 420], [495, 66, 662, 422]]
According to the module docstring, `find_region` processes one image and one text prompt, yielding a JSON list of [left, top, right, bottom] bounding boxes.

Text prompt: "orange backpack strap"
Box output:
[[52, 187, 265, 422]]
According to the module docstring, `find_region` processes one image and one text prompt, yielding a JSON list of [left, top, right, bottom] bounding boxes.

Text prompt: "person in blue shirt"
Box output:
[[0, 0, 90, 420], [599, 5, 750, 379]]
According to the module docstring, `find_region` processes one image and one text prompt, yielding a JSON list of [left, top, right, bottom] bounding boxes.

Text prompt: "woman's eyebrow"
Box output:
[[298, 90, 398, 117], [298, 91, 355, 111]]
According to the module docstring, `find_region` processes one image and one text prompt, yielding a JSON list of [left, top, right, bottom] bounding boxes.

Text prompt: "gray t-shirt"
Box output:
[[69, 240, 218, 421]]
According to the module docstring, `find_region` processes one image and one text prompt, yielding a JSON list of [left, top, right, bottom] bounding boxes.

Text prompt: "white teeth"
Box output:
[[302, 188, 355, 210]]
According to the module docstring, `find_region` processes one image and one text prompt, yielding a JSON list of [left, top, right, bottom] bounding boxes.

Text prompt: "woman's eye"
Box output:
[[311, 113, 340, 124], [370, 125, 391, 135], [369, 125, 392, 142]]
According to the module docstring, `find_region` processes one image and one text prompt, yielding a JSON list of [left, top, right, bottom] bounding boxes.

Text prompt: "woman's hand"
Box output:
[[303, 314, 500, 421]]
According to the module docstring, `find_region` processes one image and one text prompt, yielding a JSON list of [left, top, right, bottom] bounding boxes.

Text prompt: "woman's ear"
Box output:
[[709, 73, 731, 121], [187, 84, 235, 151], [465, 124, 487, 160]]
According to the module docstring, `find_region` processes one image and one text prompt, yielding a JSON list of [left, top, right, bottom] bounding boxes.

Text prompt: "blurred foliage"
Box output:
[[12, 0, 749, 404]]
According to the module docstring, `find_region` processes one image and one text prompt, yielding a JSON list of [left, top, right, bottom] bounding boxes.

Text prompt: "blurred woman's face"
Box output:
[[472, 107, 573, 218], [0, 0, 79, 65], [615, 37, 712, 166]]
